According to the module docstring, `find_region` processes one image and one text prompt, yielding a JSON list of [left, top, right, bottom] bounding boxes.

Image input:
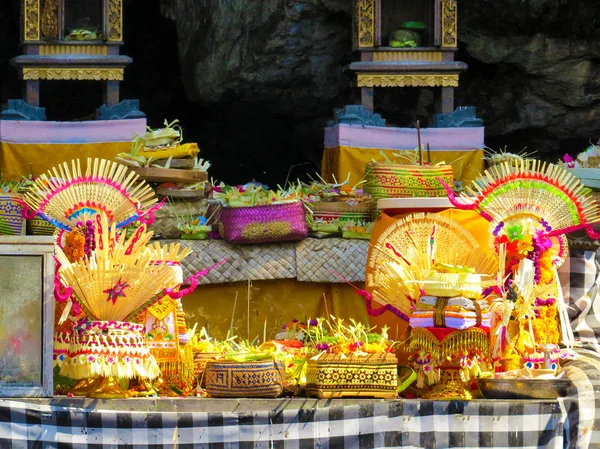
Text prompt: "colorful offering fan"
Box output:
[[440, 160, 600, 242], [438, 159, 600, 363], [20, 158, 159, 230], [366, 213, 498, 320], [55, 213, 191, 322]]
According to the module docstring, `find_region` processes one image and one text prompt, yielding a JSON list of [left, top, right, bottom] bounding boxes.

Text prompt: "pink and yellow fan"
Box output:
[[366, 213, 498, 321], [21, 158, 160, 231], [55, 213, 194, 323], [440, 159, 600, 248]]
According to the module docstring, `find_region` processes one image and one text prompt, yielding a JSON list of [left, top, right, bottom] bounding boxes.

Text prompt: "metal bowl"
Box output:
[[477, 378, 572, 400]]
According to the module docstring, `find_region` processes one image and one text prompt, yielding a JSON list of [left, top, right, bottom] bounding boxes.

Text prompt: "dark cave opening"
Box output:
[[2, 0, 600, 184]]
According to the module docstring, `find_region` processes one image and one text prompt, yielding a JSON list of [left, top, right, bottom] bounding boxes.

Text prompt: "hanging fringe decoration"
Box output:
[[409, 327, 490, 388]]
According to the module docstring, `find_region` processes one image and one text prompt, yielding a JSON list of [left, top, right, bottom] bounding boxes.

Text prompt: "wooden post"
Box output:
[[24, 80, 40, 107], [361, 87, 375, 112], [103, 81, 120, 106], [435, 87, 454, 114]]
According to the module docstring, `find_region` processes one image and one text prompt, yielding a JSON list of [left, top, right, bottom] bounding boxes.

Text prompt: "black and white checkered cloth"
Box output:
[[0, 395, 586, 449], [0, 250, 599, 449], [558, 250, 600, 353]]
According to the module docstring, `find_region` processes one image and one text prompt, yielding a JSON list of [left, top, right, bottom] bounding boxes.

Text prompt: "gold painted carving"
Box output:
[[357, 74, 459, 88], [108, 0, 123, 41], [22, 68, 124, 81], [355, 0, 375, 48], [373, 51, 443, 62], [441, 0, 458, 48], [24, 0, 40, 41], [40, 0, 58, 39], [39, 45, 109, 55]]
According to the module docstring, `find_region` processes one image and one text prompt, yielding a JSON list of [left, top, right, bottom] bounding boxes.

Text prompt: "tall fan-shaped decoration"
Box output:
[[439, 159, 600, 369], [367, 213, 498, 320], [56, 212, 226, 397], [366, 213, 499, 399], [24, 158, 228, 398], [20, 158, 160, 230], [30, 159, 162, 380]]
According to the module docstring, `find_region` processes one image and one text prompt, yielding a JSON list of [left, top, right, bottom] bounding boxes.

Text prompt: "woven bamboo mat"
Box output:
[[164, 239, 297, 284], [163, 238, 369, 284], [296, 238, 368, 283]]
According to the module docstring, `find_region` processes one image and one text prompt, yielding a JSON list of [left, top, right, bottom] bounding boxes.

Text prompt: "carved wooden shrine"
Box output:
[[12, 0, 131, 107], [349, 0, 467, 114]]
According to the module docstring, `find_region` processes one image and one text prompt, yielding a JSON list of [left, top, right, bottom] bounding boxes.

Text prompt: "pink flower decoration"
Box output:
[[563, 154, 575, 168], [534, 230, 553, 250]]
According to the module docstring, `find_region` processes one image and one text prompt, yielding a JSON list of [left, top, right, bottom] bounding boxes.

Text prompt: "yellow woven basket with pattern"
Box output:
[[306, 353, 398, 399]]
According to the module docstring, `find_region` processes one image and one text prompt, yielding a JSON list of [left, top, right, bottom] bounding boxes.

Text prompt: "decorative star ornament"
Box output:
[[103, 279, 129, 305]]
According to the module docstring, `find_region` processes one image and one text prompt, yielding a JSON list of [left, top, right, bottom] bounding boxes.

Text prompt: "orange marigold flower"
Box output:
[[64, 230, 85, 263]]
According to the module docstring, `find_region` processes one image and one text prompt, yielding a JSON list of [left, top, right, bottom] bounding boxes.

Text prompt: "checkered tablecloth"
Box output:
[[0, 366, 597, 449]]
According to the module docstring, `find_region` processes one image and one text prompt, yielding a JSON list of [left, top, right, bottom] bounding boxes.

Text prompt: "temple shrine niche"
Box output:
[[349, 0, 466, 116], [12, 0, 131, 108]]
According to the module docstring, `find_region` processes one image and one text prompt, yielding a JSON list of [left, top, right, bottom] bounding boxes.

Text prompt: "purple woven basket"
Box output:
[[219, 202, 308, 244]]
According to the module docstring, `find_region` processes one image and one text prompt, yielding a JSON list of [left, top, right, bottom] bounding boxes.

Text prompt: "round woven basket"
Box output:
[[204, 359, 285, 398], [364, 162, 454, 199]]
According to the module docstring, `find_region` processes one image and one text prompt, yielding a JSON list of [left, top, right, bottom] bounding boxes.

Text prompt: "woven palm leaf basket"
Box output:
[[193, 352, 220, 384], [27, 218, 56, 236], [364, 162, 454, 199], [305, 199, 374, 223], [306, 353, 398, 399], [219, 202, 308, 244], [204, 360, 285, 398], [0, 194, 25, 235], [148, 199, 209, 238]]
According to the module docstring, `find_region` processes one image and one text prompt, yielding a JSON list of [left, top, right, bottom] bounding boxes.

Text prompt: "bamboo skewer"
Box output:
[[323, 293, 330, 319], [229, 292, 239, 339], [416, 121, 423, 166], [247, 280, 252, 341]]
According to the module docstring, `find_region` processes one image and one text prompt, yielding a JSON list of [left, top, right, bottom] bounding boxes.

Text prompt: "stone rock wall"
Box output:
[[458, 0, 600, 154]]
